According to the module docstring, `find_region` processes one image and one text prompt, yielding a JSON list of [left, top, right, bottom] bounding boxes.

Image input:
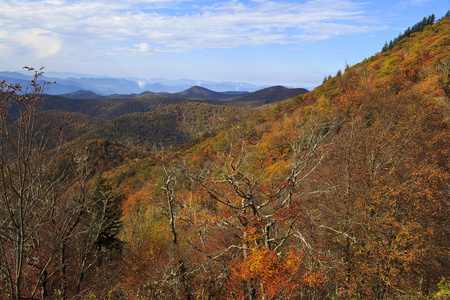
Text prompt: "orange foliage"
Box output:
[[228, 247, 325, 299]]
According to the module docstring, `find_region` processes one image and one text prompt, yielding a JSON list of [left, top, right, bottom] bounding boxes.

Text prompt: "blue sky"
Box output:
[[0, 0, 448, 89]]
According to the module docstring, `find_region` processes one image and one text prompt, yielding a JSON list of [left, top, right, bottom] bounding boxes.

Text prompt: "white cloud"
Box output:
[[137, 43, 150, 52], [0, 27, 61, 58], [112, 43, 155, 56], [396, 0, 431, 8], [0, 0, 383, 58], [0, 30, 8, 39], [137, 80, 146, 89]]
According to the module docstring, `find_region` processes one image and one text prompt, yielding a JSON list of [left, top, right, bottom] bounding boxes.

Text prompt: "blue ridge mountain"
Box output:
[[0, 71, 267, 94]]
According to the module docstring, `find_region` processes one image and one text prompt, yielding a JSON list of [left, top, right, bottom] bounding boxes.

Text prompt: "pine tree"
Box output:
[[91, 174, 124, 251], [382, 41, 389, 52]]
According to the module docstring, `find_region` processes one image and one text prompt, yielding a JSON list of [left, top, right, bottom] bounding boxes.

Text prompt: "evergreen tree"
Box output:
[[91, 174, 124, 251], [381, 13, 438, 52]]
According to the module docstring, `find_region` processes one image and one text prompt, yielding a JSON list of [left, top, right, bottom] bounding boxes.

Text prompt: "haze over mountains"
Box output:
[[17, 74, 309, 150], [0, 71, 269, 95], [1, 67, 310, 151]]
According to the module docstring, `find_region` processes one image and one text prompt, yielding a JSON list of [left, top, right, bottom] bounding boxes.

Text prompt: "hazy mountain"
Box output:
[[1, 71, 268, 95], [158, 86, 248, 100], [0, 71, 32, 80], [59, 90, 106, 99]]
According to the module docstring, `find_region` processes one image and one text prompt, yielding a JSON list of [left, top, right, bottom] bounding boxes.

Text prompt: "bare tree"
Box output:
[[0, 67, 62, 299], [0, 68, 123, 300], [149, 147, 193, 300], [171, 114, 336, 299]]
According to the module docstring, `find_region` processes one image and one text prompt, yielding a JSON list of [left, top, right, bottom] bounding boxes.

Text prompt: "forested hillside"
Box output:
[[0, 14, 449, 300], [86, 102, 252, 148], [110, 15, 450, 299], [35, 85, 307, 149]]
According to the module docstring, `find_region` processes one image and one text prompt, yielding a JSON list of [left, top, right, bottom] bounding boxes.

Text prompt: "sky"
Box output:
[[0, 0, 448, 89]]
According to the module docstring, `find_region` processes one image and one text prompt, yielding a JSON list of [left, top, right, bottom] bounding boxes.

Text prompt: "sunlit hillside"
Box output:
[[111, 15, 450, 299], [0, 14, 449, 300]]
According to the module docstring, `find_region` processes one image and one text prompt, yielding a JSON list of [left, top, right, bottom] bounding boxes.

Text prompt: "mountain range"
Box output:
[[34, 84, 309, 148], [0, 71, 269, 95]]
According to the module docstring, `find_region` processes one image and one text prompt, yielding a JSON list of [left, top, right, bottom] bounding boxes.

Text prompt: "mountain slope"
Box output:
[[87, 102, 252, 148], [110, 16, 450, 299], [41, 94, 187, 120], [35, 110, 106, 146], [230, 85, 309, 104], [4, 13, 449, 300]]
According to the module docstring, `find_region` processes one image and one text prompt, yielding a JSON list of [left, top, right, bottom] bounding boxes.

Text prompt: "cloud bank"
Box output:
[[0, 0, 382, 58]]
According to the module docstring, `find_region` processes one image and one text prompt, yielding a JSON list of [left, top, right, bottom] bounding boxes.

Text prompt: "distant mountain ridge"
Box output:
[[60, 90, 107, 99], [43, 85, 309, 121], [56, 85, 307, 103], [0, 71, 269, 95], [36, 85, 309, 149], [158, 85, 248, 100]]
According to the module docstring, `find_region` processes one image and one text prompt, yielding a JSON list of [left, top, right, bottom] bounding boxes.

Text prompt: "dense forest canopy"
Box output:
[[0, 13, 449, 300]]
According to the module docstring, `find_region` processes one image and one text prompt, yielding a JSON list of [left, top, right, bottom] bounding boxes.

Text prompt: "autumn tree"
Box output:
[[150, 147, 193, 300], [165, 109, 336, 299], [0, 68, 124, 300], [0, 67, 61, 299], [316, 56, 450, 298]]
